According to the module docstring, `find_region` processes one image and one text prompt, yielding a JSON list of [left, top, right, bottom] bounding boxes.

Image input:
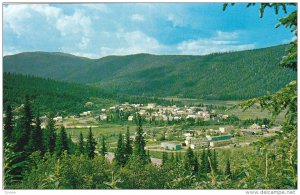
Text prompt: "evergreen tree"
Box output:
[[170, 152, 175, 162], [77, 132, 85, 155], [67, 134, 75, 154], [225, 159, 232, 178], [133, 114, 147, 162], [178, 152, 182, 161], [175, 152, 179, 163], [115, 133, 126, 166], [4, 105, 13, 142], [44, 113, 56, 153], [162, 152, 168, 165], [27, 115, 43, 154], [100, 136, 107, 157], [200, 149, 207, 175], [193, 158, 199, 176], [15, 96, 33, 152], [86, 127, 97, 159], [206, 147, 212, 173], [212, 149, 218, 173], [147, 149, 151, 163], [55, 126, 69, 156], [124, 127, 133, 160], [185, 147, 195, 173]]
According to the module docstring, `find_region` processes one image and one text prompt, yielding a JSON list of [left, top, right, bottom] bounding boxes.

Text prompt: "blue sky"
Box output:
[[3, 3, 296, 58]]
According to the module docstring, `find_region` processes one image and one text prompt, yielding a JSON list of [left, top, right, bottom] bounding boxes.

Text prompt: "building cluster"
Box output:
[[241, 123, 269, 135], [160, 125, 235, 151], [95, 102, 229, 122], [161, 133, 233, 151]]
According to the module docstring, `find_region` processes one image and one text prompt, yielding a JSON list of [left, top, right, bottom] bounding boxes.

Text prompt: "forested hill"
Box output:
[[3, 73, 174, 115], [3, 44, 296, 100], [3, 73, 116, 115]]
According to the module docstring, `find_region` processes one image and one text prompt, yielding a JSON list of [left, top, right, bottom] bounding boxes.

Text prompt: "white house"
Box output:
[[186, 114, 196, 119], [174, 116, 181, 121], [219, 127, 226, 133], [53, 116, 63, 122], [148, 103, 156, 109], [128, 116, 134, 121], [139, 110, 146, 115], [84, 102, 93, 107], [100, 114, 107, 120], [222, 115, 229, 119]]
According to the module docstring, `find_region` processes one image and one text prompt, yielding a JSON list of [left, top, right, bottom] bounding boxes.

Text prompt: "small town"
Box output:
[[35, 101, 281, 165]]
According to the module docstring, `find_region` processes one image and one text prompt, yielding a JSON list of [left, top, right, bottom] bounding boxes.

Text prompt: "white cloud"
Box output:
[[3, 46, 21, 56], [67, 51, 100, 59], [177, 31, 255, 55], [56, 10, 91, 36], [215, 31, 238, 40], [99, 30, 168, 56], [281, 36, 297, 44], [3, 4, 61, 37], [56, 11, 92, 49], [3, 4, 257, 58], [4, 4, 93, 52], [81, 4, 110, 13], [167, 14, 186, 27], [131, 14, 145, 22]]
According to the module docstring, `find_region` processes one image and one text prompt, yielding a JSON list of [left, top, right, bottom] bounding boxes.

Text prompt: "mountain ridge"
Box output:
[[4, 44, 287, 59], [3, 44, 296, 100]]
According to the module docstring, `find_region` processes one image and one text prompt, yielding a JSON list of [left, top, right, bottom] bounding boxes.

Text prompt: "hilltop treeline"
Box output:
[[4, 45, 296, 100]]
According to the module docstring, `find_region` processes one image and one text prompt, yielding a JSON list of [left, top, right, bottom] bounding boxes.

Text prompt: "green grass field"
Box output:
[[66, 123, 135, 143]]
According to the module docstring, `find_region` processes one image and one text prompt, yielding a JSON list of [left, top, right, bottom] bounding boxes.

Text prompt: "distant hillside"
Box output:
[[3, 73, 116, 115], [3, 45, 296, 100], [3, 73, 174, 115]]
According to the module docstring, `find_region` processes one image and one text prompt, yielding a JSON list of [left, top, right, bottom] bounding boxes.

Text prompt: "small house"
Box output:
[[250, 123, 261, 130], [161, 142, 182, 150], [53, 116, 63, 122], [100, 114, 107, 120], [84, 102, 93, 107], [185, 137, 209, 149], [206, 135, 232, 147], [139, 110, 146, 115], [128, 115, 134, 121], [147, 103, 157, 109]]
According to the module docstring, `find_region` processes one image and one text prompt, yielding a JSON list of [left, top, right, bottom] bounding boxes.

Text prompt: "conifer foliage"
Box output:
[[115, 133, 126, 166], [225, 159, 232, 178], [4, 105, 14, 142], [55, 126, 69, 156], [124, 127, 133, 162], [27, 115, 43, 154], [133, 114, 147, 163], [86, 127, 97, 159], [101, 136, 107, 157], [44, 113, 56, 153], [15, 96, 33, 152], [77, 132, 85, 155]]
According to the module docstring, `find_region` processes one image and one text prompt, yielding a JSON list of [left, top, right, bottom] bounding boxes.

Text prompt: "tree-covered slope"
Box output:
[[3, 52, 93, 81], [3, 45, 296, 100], [3, 73, 174, 115], [3, 73, 116, 115]]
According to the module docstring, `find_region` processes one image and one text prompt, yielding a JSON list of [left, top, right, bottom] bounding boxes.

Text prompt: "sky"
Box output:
[[3, 3, 296, 58]]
